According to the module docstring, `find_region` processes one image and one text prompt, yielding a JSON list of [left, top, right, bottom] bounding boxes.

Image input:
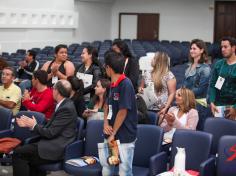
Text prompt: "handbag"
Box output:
[[0, 137, 21, 154]]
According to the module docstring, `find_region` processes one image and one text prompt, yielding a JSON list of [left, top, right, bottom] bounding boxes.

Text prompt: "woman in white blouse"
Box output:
[[159, 87, 199, 132]]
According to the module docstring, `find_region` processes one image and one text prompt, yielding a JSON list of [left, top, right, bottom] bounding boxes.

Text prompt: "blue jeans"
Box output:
[[99, 140, 135, 176]]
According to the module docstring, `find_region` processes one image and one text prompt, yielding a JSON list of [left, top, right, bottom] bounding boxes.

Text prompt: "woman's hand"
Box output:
[[88, 108, 98, 113], [158, 106, 168, 116], [165, 113, 175, 126], [51, 64, 59, 75]]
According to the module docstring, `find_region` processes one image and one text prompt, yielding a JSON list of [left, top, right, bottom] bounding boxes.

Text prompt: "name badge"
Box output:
[[215, 76, 225, 90], [107, 105, 113, 120], [52, 76, 58, 84]]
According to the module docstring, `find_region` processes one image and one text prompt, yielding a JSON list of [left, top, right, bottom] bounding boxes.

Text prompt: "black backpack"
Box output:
[[136, 95, 150, 124]]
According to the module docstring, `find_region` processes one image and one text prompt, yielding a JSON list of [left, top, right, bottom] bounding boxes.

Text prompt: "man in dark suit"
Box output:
[[12, 79, 77, 176]]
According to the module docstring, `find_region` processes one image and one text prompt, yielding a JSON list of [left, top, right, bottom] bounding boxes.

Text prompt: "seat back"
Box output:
[[84, 120, 104, 157], [76, 117, 84, 140], [217, 135, 236, 176], [13, 111, 46, 141], [133, 125, 164, 167], [0, 106, 12, 130], [170, 129, 212, 171], [147, 111, 158, 125], [203, 118, 236, 155]]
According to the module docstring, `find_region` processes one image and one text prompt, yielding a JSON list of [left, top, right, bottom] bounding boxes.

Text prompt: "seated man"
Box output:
[[13, 80, 77, 176], [0, 57, 8, 84], [17, 50, 39, 80], [0, 67, 21, 115], [17, 50, 39, 93], [22, 70, 55, 121]]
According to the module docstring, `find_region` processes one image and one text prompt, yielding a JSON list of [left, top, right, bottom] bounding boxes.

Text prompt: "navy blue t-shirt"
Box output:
[[107, 76, 138, 143]]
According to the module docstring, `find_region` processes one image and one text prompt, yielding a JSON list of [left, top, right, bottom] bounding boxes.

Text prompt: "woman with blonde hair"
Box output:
[[139, 51, 176, 118], [159, 87, 199, 132]]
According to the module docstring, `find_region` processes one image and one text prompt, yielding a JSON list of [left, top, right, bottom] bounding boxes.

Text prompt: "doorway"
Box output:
[[119, 13, 159, 40], [214, 1, 236, 42]]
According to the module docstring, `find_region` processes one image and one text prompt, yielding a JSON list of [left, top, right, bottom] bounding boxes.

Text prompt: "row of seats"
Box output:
[[38, 119, 236, 176], [1, 39, 223, 67], [1, 106, 236, 175]]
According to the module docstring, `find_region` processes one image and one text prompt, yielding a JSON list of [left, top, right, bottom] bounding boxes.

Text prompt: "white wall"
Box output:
[[0, 0, 113, 53], [111, 0, 215, 42], [0, 0, 77, 53], [74, 1, 112, 43], [0, 0, 217, 53]]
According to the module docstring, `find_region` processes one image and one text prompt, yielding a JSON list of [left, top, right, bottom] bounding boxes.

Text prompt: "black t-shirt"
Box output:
[[107, 75, 138, 143]]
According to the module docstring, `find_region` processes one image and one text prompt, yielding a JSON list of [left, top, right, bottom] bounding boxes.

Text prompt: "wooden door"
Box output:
[[137, 14, 159, 40], [214, 1, 236, 42]]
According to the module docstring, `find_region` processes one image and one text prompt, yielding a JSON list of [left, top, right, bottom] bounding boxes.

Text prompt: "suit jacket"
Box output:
[[33, 98, 77, 160]]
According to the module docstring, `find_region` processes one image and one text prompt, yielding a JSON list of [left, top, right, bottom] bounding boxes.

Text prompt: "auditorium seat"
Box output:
[[16, 49, 26, 55], [39, 117, 84, 173], [64, 120, 104, 176], [203, 118, 236, 155], [0, 106, 13, 132], [200, 135, 236, 176], [132, 125, 164, 176], [0, 111, 46, 164], [153, 129, 213, 175]]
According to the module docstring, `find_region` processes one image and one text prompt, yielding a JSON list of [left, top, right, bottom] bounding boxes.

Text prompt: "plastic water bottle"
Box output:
[[173, 147, 186, 176]]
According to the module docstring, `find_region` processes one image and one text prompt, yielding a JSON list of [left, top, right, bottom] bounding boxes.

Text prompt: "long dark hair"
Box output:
[[91, 79, 110, 108], [112, 39, 133, 58], [67, 76, 84, 99], [85, 46, 105, 76]]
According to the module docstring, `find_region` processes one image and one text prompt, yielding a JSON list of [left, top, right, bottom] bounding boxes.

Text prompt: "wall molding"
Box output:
[[0, 8, 78, 28]]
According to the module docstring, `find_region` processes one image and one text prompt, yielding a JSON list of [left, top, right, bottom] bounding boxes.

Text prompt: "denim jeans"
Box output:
[[98, 140, 135, 176]]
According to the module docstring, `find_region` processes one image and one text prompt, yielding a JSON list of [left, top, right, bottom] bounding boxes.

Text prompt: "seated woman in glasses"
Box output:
[[159, 87, 199, 132]]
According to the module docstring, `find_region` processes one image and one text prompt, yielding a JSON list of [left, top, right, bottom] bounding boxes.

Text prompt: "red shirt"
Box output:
[[22, 87, 55, 120]]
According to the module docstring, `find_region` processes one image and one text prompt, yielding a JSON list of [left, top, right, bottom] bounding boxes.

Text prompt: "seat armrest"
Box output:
[[150, 151, 168, 176], [64, 140, 84, 161], [0, 130, 13, 138], [24, 135, 41, 144], [199, 157, 216, 176]]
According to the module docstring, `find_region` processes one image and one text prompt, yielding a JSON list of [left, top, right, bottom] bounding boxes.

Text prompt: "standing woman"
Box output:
[[75, 46, 102, 100], [151, 52, 176, 116], [139, 52, 176, 118], [41, 44, 75, 87], [184, 39, 211, 130], [112, 40, 139, 92], [184, 39, 211, 98]]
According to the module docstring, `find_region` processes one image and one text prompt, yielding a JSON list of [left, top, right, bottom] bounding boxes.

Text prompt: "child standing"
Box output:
[[102, 51, 138, 176]]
